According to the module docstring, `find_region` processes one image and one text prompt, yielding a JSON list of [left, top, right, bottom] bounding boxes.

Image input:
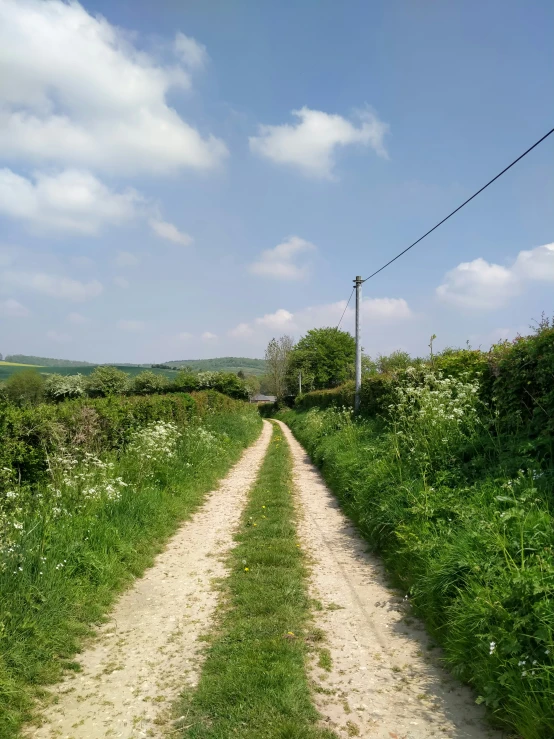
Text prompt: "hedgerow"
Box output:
[[0, 390, 261, 736], [279, 323, 554, 738]]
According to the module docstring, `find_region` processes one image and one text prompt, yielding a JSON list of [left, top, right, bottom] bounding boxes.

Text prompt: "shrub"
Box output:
[[3, 369, 45, 406], [280, 376, 554, 738], [44, 372, 87, 401], [172, 370, 199, 393], [131, 370, 169, 395], [0, 391, 199, 494], [85, 365, 130, 397]]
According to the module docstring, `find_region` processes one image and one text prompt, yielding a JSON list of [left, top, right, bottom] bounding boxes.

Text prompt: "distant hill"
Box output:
[[5, 354, 96, 367], [164, 357, 266, 375], [1, 355, 267, 379]]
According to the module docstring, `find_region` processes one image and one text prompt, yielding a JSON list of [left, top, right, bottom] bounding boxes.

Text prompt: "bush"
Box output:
[[280, 376, 554, 738], [0, 391, 261, 736], [0, 391, 202, 493], [85, 365, 130, 397], [44, 372, 87, 401], [131, 370, 169, 395], [172, 370, 199, 393], [3, 369, 45, 406]]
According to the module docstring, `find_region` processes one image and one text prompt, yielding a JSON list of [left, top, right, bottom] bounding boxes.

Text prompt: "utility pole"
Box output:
[[354, 275, 363, 412], [298, 370, 302, 395]]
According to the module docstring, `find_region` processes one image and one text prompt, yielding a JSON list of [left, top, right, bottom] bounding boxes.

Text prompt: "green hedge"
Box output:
[[0, 391, 240, 494], [279, 403, 554, 738], [296, 328, 554, 459]]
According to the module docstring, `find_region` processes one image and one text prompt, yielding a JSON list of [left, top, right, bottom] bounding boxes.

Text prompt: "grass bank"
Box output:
[[177, 422, 336, 739], [0, 397, 261, 738], [279, 400, 554, 739]]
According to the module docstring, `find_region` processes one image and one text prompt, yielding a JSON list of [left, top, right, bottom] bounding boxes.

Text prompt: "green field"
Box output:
[[0, 361, 44, 368], [0, 356, 267, 381], [0, 364, 177, 382]]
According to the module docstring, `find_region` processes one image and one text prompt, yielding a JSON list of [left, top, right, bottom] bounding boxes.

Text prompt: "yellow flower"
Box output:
[[244, 567, 249, 571]]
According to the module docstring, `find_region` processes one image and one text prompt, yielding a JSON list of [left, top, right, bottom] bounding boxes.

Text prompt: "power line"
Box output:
[[362, 125, 554, 283], [336, 287, 354, 330]]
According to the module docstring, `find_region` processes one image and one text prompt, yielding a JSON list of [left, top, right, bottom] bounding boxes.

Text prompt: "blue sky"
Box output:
[[0, 0, 553, 363]]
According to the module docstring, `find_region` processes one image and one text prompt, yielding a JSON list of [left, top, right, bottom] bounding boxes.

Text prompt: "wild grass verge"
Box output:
[[176, 422, 336, 739], [0, 397, 261, 739], [278, 400, 554, 739]]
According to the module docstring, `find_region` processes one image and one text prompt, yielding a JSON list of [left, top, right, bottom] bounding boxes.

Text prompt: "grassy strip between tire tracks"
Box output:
[[177, 422, 336, 739], [0, 405, 261, 739]]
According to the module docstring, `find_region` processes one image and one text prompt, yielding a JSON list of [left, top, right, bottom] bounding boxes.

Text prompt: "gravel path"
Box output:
[[25, 420, 272, 739], [276, 420, 505, 739]]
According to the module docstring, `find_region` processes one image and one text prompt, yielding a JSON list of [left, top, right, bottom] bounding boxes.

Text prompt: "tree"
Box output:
[[376, 350, 413, 374], [287, 328, 355, 391], [264, 336, 294, 399], [86, 366, 129, 397], [244, 374, 261, 399], [4, 369, 45, 406]]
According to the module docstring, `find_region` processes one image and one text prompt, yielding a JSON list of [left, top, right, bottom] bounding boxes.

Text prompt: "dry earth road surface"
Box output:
[[25, 419, 505, 739]]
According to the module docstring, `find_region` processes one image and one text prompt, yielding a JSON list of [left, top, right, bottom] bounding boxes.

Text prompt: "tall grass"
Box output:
[[0, 400, 261, 738], [279, 371, 554, 739]]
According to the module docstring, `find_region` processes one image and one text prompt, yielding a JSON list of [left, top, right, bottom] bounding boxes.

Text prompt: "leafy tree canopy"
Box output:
[[287, 328, 355, 391]]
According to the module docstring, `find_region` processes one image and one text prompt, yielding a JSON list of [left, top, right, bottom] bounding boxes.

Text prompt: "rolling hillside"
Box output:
[[0, 356, 266, 381], [164, 357, 266, 375]]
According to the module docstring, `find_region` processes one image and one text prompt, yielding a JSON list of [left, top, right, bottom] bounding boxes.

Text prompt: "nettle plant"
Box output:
[[389, 369, 483, 475]]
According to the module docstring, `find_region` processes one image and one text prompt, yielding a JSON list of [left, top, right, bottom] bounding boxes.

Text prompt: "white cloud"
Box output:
[[67, 311, 89, 325], [249, 236, 316, 280], [115, 250, 140, 267], [231, 297, 411, 341], [201, 331, 217, 341], [0, 168, 140, 234], [1, 270, 103, 301], [361, 297, 412, 320], [71, 255, 95, 268], [0, 0, 227, 175], [177, 331, 193, 340], [46, 329, 71, 342], [228, 322, 254, 338], [250, 107, 389, 179], [437, 243, 554, 310], [117, 319, 145, 332], [0, 298, 30, 317], [113, 276, 130, 289], [174, 32, 208, 69], [149, 219, 193, 246], [255, 309, 295, 330], [513, 243, 554, 281]]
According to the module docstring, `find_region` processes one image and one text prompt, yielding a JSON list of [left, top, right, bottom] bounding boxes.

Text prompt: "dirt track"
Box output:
[[25, 421, 272, 739], [276, 420, 504, 739]]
